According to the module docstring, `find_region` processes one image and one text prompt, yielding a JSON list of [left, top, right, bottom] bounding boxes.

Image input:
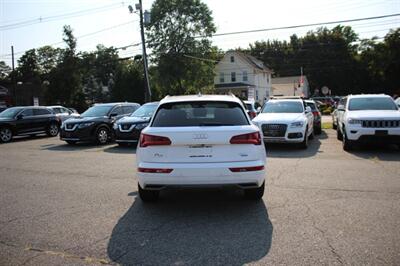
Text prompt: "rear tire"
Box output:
[[332, 122, 337, 130], [337, 127, 343, 141], [47, 122, 59, 137], [315, 126, 322, 135], [0, 127, 13, 143], [244, 182, 265, 200], [138, 184, 159, 202]]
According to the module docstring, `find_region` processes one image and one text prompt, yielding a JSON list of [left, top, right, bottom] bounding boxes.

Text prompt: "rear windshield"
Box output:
[[152, 101, 249, 127], [348, 97, 397, 111]]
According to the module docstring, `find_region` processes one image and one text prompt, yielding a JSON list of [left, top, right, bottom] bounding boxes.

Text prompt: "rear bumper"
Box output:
[[137, 160, 266, 189]]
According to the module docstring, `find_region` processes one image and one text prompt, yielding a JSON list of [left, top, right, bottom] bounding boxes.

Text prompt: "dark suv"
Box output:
[[0, 106, 61, 143], [60, 102, 140, 145]]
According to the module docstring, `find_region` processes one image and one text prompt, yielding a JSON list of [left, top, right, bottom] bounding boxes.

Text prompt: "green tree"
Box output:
[[111, 60, 145, 103], [46, 25, 83, 109], [146, 0, 216, 96]]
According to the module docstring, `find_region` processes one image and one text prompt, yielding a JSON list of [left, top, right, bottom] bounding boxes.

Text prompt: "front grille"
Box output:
[[362, 120, 400, 128], [262, 124, 287, 137], [66, 124, 75, 130]]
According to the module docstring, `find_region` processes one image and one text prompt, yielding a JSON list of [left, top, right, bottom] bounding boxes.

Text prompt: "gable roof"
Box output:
[[226, 51, 272, 73]]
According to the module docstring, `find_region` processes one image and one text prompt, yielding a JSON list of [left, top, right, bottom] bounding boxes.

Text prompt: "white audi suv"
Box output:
[[136, 94, 267, 202]]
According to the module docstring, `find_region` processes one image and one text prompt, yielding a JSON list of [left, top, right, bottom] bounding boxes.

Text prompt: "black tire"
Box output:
[[315, 126, 322, 135], [96, 126, 109, 145], [46, 122, 59, 137], [309, 129, 314, 140], [299, 128, 309, 149], [337, 126, 343, 141], [332, 122, 337, 130], [66, 140, 77, 145], [244, 182, 265, 200], [138, 184, 159, 202], [342, 131, 354, 151], [0, 127, 13, 143]]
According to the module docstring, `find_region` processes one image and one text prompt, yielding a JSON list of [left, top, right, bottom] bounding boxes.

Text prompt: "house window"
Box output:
[[219, 72, 224, 83], [231, 72, 236, 82], [230, 56, 235, 63], [243, 71, 248, 82]]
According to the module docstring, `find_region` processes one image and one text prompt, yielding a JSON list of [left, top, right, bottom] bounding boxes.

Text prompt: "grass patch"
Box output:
[[322, 122, 333, 129]]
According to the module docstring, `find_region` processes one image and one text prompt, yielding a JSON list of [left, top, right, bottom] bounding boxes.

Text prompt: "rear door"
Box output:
[[33, 108, 52, 130], [140, 101, 262, 163]]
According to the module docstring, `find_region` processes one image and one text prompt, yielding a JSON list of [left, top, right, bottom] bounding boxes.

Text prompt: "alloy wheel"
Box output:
[[97, 129, 108, 144], [0, 128, 12, 142], [49, 124, 59, 136]]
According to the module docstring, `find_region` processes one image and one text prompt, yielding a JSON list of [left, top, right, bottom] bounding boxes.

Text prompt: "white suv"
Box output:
[[336, 94, 400, 150], [136, 95, 267, 202], [252, 99, 314, 149]]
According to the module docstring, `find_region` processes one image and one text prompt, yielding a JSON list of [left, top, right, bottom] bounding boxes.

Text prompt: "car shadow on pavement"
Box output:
[[346, 144, 400, 162], [266, 134, 322, 158], [41, 142, 113, 151], [107, 188, 273, 265], [103, 145, 137, 154]]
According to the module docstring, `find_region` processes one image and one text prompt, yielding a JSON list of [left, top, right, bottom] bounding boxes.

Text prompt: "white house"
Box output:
[[214, 51, 273, 105], [271, 76, 310, 98]]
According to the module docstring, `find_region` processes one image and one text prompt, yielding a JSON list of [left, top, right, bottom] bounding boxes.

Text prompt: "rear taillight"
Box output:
[[138, 168, 173, 173], [139, 134, 171, 147], [248, 111, 257, 119], [312, 111, 320, 117], [230, 132, 261, 145], [229, 165, 264, 172]]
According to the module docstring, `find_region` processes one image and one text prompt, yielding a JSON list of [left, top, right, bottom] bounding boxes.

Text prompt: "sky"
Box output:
[[1, 0, 399, 67]]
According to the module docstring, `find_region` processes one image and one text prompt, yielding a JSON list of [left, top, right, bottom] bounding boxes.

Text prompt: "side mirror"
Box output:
[[256, 107, 262, 113], [16, 114, 24, 120], [110, 113, 118, 118], [305, 106, 312, 113]]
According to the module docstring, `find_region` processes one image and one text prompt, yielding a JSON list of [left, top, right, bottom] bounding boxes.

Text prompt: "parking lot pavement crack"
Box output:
[[304, 203, 345, 265]]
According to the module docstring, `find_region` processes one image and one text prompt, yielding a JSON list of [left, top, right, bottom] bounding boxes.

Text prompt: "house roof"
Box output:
[[215, 82, 255, 89], [272, 76, 307, 84], [227, 51, 272, 73]]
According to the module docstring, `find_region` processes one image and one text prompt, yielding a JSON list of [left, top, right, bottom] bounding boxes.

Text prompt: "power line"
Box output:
[[0, 20, 138, 58], [204, 13, 400, 39], [0, 2, 126, 31]]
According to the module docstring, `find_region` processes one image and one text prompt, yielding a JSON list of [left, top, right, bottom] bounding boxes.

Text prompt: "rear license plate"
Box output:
[[375, 130, 388, 136], [188, 144, 213, 158]]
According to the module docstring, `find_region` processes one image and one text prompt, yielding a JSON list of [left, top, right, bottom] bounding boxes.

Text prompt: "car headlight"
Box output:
[[348, 118, 362, 125], [290, 121, 304, 128], [135, 123, 149, 130], [113, 123, 118, 129], [78, 122, 95, 128]]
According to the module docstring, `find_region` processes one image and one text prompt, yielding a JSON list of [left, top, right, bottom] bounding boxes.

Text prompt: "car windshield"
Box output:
[[262, 101, 304, 113], [0, 107, 23, 118], [131, 104, 157, 118], [152, 101, 249, 127], [348, 97, 397, 111], [81, 105, 112, 117]]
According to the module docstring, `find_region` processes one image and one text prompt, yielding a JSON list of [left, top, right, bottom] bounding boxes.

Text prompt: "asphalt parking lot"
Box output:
[[1, 129, 399, 265]]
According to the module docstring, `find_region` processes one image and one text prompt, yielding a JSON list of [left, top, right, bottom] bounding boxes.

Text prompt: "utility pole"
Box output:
[[136, 0, 151, 102], [11, 46, 16, 105]]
